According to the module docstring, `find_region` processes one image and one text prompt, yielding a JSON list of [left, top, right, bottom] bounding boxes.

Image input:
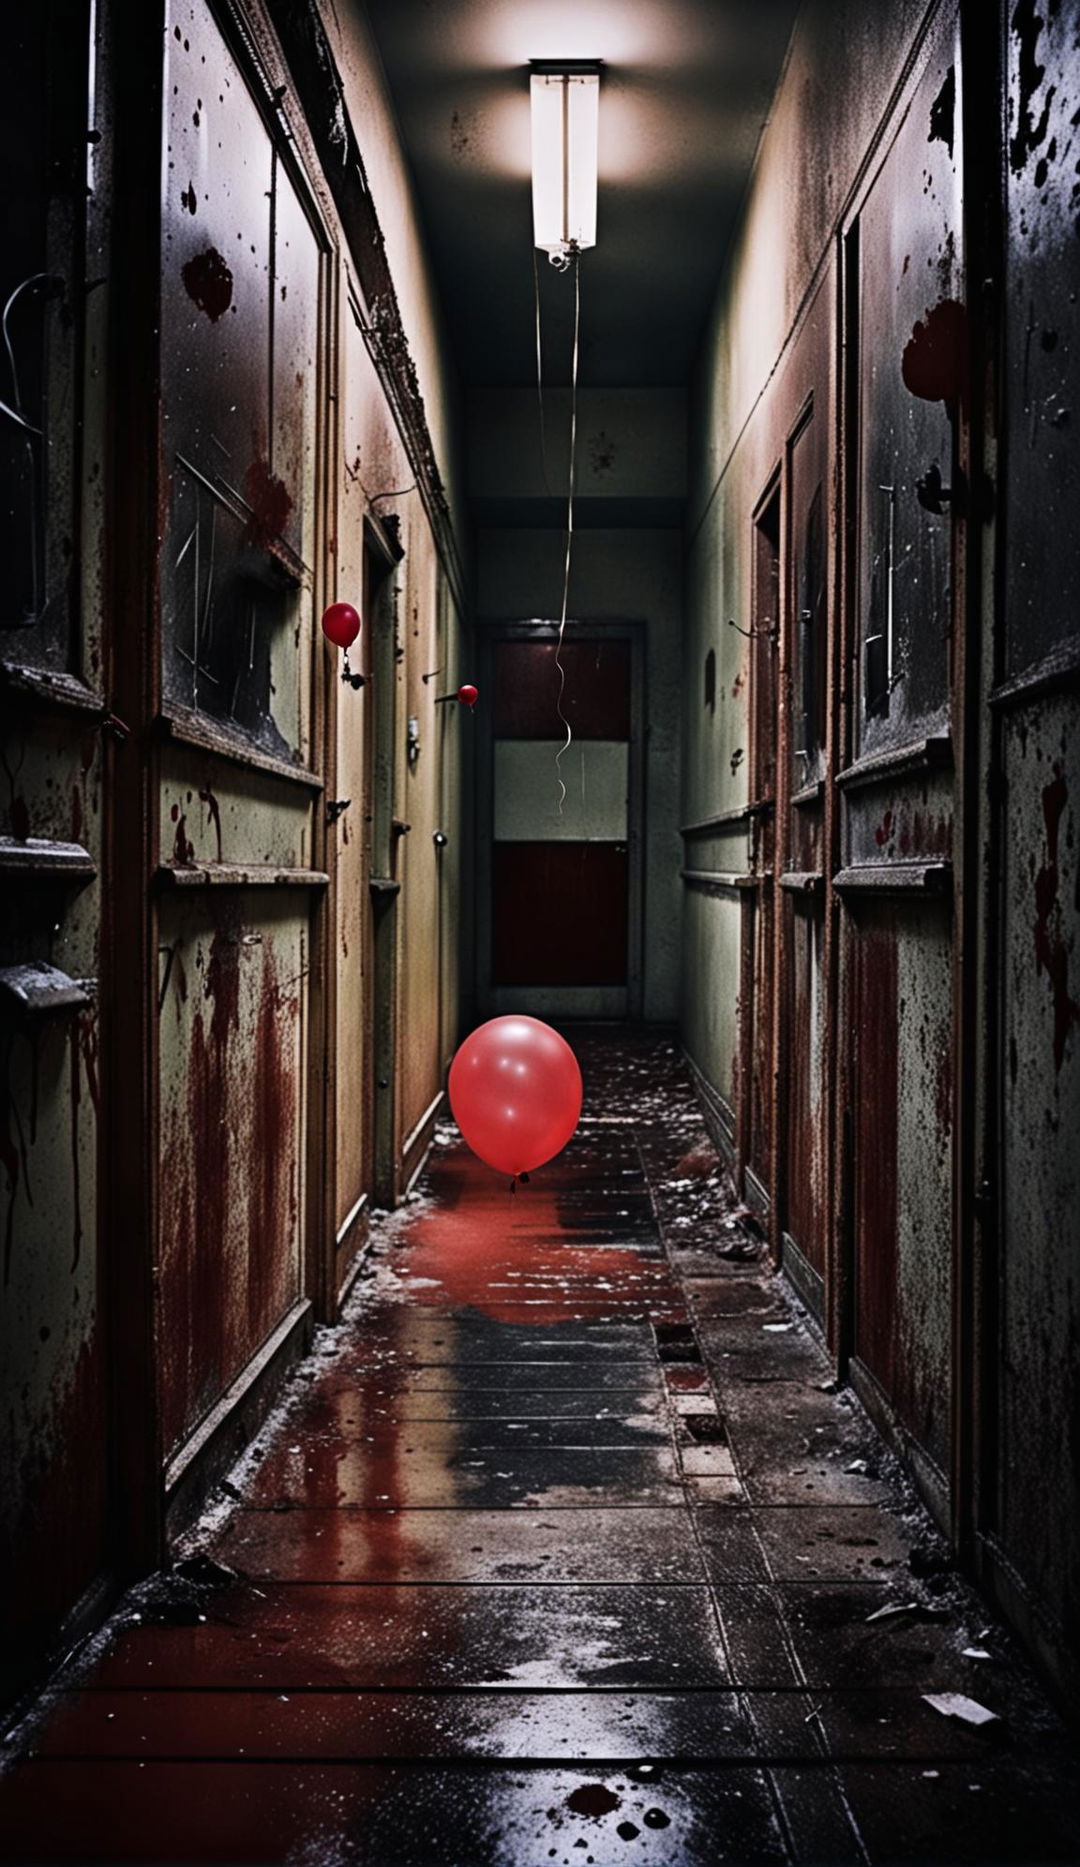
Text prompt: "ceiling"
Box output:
[[362, 0, 802, 387]]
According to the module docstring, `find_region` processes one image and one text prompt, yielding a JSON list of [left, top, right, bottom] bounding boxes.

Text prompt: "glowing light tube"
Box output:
[[530, 68, 599, 258]]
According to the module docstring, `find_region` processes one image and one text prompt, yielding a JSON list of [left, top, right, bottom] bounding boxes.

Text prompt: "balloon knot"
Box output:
[[509, 1177, 516, 1196]]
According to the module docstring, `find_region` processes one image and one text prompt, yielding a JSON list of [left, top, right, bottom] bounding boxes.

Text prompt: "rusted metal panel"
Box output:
[[783, 897, 826, 1277], [851, 901, 952, 1476], [155, 0, 321, 1458], [986, 0, 1080, 1676], [330, 305, 376, 1275], [747, 882, 774, 1204], [0, 7, 112, 1702], [493, 640, 630, 740], [997, 691, 1080, 1635], [0, 4, 88, 662], [681, 884, 742, 1141], [493, 844, 628, 986], [788, 398, 828, 808], [158, 754, 315, 873], [397, 540, 445, 1177], [157, 898, 306, 1457], [838, 8, 963, 1505], [160, 0, 320, 761], [1001, 0, 1080, 679], [854, 14, 962, 757], [843, 769, 954, 867]]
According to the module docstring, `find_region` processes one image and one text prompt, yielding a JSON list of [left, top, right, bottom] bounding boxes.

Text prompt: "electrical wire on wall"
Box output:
[[534, 247, 581, 815]]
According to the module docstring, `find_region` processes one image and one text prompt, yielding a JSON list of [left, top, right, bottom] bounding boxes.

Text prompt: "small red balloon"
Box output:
[[321, 601, 361, 649], [457, 683, 478, 708], [448, 1016, 582, 1178]]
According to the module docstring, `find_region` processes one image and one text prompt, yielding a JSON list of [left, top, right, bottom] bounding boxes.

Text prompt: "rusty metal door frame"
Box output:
[[775, 390, 830, 1310], [744, 474, 781, 1221], [953, 0, 1004, 1567], [368, 522, 405, 1206], [101, 0, 168, 1577]]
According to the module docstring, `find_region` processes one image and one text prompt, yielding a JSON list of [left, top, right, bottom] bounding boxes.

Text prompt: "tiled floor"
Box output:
[[2, 1033, 1078, 1864]]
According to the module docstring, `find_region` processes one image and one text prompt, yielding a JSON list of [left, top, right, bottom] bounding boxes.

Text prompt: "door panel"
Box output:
[[493, 843, 628, 986], [156, 0, 323, 1467], [330, 308, 377, 1290], [851, 900, 953, 1476], [493, 640, 630, 740], [494, 741, 628, 842], [157, 896, 305, 1458], [784, 897, 826, 1276], [782, 378, 829, 1287], [842, 9, 961, 1502], [855, 24, 961, 755], [161, 5, 317, 761], [485, 630, 639, 1018], [0, 3, 109, 1704], [743, 491, 779, 1208], [992, 0, 1080, 1656]]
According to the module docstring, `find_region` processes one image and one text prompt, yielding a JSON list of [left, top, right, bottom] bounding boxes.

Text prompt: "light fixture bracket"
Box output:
[[529, 59, 604, 76]]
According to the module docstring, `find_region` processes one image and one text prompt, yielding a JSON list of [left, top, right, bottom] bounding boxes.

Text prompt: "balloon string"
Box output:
[[554, 249, 580, 818]]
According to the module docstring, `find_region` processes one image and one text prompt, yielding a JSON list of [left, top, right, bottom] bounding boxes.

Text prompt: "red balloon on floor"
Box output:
[[321, 601, 361, 648], [448, 1016, 582, 1178]]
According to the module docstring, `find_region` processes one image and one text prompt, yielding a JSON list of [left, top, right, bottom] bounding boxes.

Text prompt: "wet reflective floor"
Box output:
[[2, 1034, 1079, 1863]]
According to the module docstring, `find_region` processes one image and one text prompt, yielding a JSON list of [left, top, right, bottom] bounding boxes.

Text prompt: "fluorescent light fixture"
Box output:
[[530, 61, 600, 263]]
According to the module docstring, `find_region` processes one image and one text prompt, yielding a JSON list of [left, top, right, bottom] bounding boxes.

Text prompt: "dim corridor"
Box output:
[[2, 1033, 1078, 1866]]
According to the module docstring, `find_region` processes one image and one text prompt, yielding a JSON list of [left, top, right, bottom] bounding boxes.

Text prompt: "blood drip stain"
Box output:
[[243, 459, 293, 547], [901, 299, 967, 410]]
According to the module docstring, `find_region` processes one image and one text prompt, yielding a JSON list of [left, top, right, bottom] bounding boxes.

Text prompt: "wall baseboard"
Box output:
[[681, 1049, 736, 1167], [848, 1353, 950, 1537], [164, 1298, 313, 1541], [781, 1231, 825, 1327]]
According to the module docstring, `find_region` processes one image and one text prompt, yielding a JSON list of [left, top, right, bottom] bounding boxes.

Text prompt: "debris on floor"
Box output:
[[0, 1034, 1077, 1864]]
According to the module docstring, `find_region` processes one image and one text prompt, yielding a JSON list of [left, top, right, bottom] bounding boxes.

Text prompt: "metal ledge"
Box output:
[[156, 862, 328, 889], [779, 871, 824, 894], [156, 708, 324, 792], [0, 662, 103, 717], [680, 799, 773, 837], [0, 836, 96, 883], [0, 964, 93, 1019], [836, 734, 952, 792], [990, 638, 1080, 713], [369, 876, 402, 897], [681, 867, 760, 893], [833, 861, 952, 896]]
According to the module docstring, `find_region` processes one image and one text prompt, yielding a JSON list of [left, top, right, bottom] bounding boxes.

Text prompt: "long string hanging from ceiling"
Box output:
[[531, 62, 598, 815], [533, 249, 581, 816]]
